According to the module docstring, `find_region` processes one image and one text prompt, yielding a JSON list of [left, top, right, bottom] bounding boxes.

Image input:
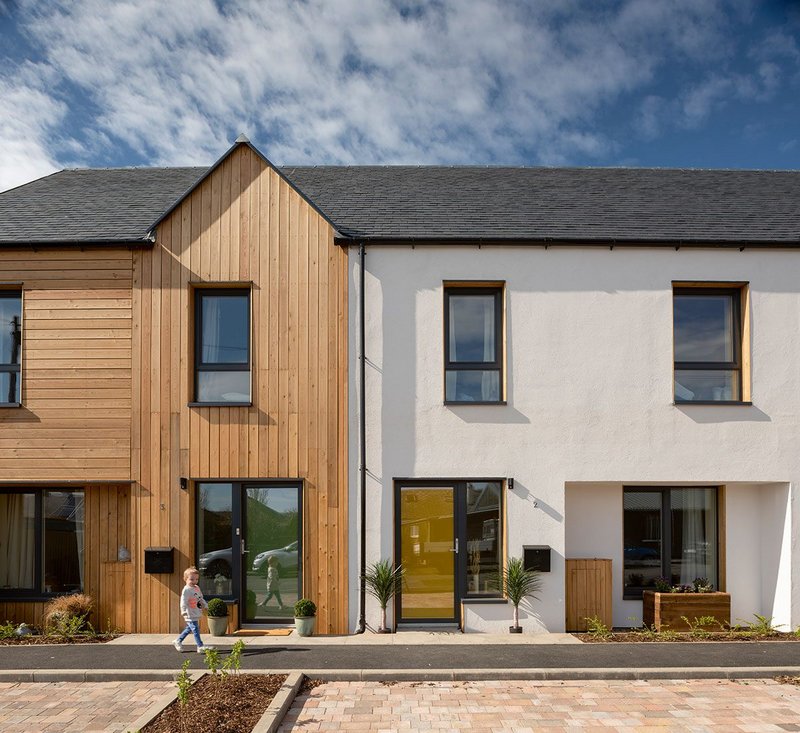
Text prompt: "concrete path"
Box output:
[[0, 680, 173, 733], [281, 678, 800, 732]]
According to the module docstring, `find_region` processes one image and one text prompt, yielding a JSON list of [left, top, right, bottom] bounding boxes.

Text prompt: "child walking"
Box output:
[[258, 556, 285, 610], [173, 566, 214, 652]]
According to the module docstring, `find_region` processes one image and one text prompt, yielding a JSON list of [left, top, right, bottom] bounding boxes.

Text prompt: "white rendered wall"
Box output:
[[348, 245, 800, 633]]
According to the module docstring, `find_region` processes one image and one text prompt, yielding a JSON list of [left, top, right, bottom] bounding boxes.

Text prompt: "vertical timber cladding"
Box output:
[[132, 144, 349, 634]]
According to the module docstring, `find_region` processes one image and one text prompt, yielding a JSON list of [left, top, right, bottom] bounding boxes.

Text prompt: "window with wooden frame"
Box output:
[[444, 285, 504, 403], [673, 283, 750, 403], [0, 291, 21, 405], [194, 288, 251, 404]]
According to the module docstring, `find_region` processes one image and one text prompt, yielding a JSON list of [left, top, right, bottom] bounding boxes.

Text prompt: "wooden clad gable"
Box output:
[[132, 143, 349, 634]]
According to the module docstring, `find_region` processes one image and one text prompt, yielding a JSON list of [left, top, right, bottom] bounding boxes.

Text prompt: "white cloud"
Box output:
[[0, 0, 796, 189]]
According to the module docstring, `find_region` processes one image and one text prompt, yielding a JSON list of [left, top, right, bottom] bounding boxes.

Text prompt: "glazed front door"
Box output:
[[397, 484, 457, 623], [240, 484, 302, 624]]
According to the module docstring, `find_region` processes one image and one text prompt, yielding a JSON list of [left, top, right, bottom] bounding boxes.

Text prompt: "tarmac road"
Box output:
[[1, 641, 798, 671]]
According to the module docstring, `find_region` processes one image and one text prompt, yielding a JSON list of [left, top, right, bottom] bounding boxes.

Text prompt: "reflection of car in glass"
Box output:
[[198, 548, 232, 578], [252, 541, 299, 576], [624, 546, 659, 563]]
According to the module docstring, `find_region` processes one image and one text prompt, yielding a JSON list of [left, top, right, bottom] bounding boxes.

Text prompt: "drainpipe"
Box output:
[[355, 242, 367, 633]]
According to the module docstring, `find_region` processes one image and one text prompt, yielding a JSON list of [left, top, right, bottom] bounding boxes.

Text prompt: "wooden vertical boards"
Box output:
[[134, 144, 349, 634], [565, 558, 612, 632]]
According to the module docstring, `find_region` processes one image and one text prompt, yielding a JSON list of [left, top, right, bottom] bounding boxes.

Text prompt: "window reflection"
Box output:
[[197, 483, 234, 598], [465, 482, 502, 595], [0, 294, 21, 404]]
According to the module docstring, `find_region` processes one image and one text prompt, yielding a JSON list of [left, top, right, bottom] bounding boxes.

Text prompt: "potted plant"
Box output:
[[643, 577, 730, 631], [363, 559, 404, 633], [294, 598, 317, 636], [501, 557, 542, 633], [206, 597, 229, 637]]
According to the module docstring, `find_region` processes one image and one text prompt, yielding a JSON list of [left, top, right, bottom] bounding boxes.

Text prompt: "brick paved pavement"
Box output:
[[280, 679, 800, 732], [0, 680, 173, 733]]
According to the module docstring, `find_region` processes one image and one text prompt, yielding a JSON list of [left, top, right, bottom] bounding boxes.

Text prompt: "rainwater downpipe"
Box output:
[[355, 241, 367, 633]]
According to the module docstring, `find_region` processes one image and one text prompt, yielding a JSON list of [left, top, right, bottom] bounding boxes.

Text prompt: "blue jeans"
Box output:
[[176, 619, 204, 646]]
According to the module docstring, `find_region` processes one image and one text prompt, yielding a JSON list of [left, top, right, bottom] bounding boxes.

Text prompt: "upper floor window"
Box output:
[[444, 286, 503, 403], [194, 289, 251, 404], [673, 286, 745, 403], [0, 292, 21, 405]]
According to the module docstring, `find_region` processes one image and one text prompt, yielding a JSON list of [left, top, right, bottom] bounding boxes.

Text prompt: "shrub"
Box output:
[[43, 593, 93, 632], [585, 616, 611, 640], [692, 577, 714, 593], [206, 598, 228, 617], [653, 577, 672, 593], [294, 599, 317, 618]]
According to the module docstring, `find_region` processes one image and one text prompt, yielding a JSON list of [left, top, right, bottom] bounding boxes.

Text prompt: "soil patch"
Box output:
[[575, 632, 800, 643], [0, 634, 118, 645], [143, 673, 287, 733]]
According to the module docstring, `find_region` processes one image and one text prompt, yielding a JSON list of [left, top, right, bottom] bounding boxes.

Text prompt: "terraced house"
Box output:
[[1, 137, 799, 635]]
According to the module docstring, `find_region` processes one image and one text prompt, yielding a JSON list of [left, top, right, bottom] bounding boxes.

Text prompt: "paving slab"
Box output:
[[279, 678, 800, 732]]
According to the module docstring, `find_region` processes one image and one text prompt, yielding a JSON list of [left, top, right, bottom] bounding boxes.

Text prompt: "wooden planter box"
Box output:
[[642, 591, 730, 631]]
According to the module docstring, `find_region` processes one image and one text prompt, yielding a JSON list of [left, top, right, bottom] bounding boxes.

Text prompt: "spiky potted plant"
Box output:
[[363, 559, 404, 633], [502, 557, 541, 633], [206, 597, 229, 636]]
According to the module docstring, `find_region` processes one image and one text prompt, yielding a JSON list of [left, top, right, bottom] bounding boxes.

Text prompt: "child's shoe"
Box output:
[[196, 645, 215, 653], [172, 639, 183, 651]]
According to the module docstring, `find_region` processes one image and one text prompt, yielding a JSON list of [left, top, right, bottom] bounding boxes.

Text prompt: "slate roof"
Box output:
[[1, 163, 799, 246]]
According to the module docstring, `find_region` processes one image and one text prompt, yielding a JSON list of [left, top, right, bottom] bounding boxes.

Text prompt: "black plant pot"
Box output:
[[509, 625, 523, 634]]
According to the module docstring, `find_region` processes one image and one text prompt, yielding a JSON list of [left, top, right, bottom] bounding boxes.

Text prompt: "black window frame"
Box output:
[[673, 286, 743, 404], [622, 486, 719, 600], [193, 288, 252, 406], [0, 488, 84, 600], [443, 286, 504, 404], [0, 291, 22, 406]]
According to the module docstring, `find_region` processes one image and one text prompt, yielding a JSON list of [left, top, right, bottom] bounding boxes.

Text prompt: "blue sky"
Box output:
[[0, 0, 798, 191]]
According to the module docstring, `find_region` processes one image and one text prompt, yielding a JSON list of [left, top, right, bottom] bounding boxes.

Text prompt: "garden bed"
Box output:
[[575, 631, 800, 643], [0, 632, 118, 645], [143, 673, 287, 733]]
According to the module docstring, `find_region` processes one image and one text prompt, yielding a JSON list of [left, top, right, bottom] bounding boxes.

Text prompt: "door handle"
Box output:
[[450, 539, 459, 554], [241, 539, 249, 554]]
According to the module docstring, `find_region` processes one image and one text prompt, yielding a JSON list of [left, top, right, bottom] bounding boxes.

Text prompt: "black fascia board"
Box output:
[[332, 235, 800, 248], [0, 238, 152, 248]]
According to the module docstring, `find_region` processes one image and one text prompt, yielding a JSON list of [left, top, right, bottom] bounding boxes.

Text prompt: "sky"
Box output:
[[0, 0, 798, 192]]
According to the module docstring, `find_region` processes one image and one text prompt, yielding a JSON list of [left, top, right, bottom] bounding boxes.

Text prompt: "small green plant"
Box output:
[[221, 639, 246, 676], [49, 614, 90, 640], [692, 577, 714, 593], [203, 646, 221, 675], [637, 623, 660, 641], [176, 658, 192, 706], [584, 615, 611, 640], [653, 576, 672, 593], [743, 614, 785, 636], [363, 559, 404, 632], [681, 615, 720, 639], [206, 598, 228, 618], [294, 599, 317, 618], [501, 557, 542, 631], [0, 621, 16, 639], [657, 625, 681, 641]]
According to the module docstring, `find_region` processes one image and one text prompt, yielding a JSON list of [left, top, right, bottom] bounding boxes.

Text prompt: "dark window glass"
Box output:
[[623, 487, 717, 599], [465, 481, 502, 596], [0, 293, 21, 404], [0, 490, 84, 596], [195, 290, 250, 403], [197, 483, 234, 598], [43, 491, 84, 594], [673, 289, 741, 402], [444, 288, 502, 403]]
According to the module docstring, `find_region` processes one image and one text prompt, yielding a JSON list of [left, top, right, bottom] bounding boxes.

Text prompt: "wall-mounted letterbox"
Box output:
[[523, 545, 551, 573], [144, 546, 174, 574]]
